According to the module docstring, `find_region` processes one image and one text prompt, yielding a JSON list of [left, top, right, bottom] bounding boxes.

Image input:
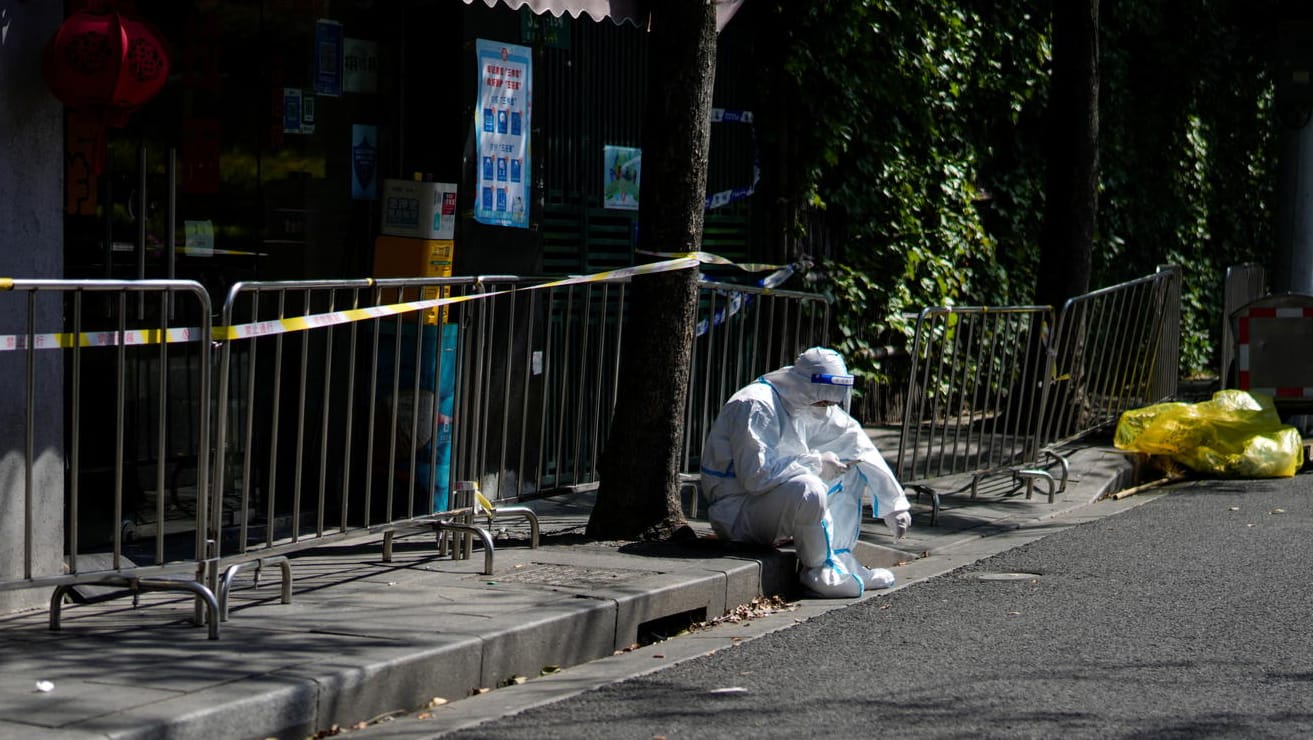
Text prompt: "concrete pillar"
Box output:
[[0, 3, 65, 613]]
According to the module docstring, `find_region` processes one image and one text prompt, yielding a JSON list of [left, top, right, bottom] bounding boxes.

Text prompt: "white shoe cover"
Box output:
[[799, 564, 863, 598], [862, 566, 895, 590], [836, 551, 896, 590]]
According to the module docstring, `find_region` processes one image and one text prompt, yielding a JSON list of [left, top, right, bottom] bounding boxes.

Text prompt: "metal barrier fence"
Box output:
[[1041, 267, 1182, 446], [450, 276, 831, 505], [2, 264, 1180, 634], [208, 276, 514, 605], [456, 277, 831, 500], [894, 305, 1056, 521], [0, 279, 220, 638], [897, 267, 1182, 522], [204, 272, 829, 612], [448, 274, 629, 502], [682, 282, 832, 477]]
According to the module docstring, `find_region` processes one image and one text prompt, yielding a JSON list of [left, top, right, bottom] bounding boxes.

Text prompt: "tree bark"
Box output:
[[1035, 0, 1099, 309], [586, 0, 717, 541]]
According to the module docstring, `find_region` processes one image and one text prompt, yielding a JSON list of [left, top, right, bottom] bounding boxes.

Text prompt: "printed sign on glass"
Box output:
[[314, 19, 343, 97], [343, 38, 378, 94], [351, 124, 378, 200], [603, 145, 641, 210]]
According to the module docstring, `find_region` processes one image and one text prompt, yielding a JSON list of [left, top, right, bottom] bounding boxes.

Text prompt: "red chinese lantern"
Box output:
[[43, 1, 170, 173]]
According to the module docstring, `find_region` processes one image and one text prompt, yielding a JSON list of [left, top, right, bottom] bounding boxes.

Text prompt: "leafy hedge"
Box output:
[[754, 0, 1278, 383]]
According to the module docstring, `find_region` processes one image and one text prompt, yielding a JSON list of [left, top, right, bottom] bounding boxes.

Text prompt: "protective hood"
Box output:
[[762, 347, 853, 410]]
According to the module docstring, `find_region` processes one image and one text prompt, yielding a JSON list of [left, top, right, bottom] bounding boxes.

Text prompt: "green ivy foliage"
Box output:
[[758, 0, 1279, 383], [1098, 0, 1277, 376]]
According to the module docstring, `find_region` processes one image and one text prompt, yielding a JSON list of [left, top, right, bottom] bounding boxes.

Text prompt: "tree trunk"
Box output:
[[1035, 0, 1099, 309], [1031, 0, 1099, 434], [586, 0, 717, 541]]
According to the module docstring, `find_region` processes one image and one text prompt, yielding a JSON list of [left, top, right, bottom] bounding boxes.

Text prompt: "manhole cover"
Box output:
[[483, 563, 652, 590], [974, 572, 1041, 581]]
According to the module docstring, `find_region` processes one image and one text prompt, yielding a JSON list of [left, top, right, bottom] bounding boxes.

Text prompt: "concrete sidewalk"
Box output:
[[0, 445, 1138, 740]]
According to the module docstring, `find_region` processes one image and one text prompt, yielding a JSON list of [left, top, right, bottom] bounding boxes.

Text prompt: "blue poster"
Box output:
[[351, 124, 378, 200], [314, 19, 344, 97], [431, 323, 459, 513], [376, 321, 459, 512], [282, 88, 302, 133], [474, 39, 532, 229]]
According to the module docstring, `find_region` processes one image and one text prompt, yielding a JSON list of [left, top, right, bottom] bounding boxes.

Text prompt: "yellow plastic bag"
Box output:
[[1114, 390, 1305, 478]]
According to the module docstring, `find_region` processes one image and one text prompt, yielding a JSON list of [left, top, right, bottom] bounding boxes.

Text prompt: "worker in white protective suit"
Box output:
[[700, 347, 912, 598]]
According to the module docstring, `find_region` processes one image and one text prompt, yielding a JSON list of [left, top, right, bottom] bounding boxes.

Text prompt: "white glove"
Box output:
[[883, 511, 911, 541], [818, 451, 849, 480]]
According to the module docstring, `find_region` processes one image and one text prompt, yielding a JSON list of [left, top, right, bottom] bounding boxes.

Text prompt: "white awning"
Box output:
[[461, 0, 745, 31]]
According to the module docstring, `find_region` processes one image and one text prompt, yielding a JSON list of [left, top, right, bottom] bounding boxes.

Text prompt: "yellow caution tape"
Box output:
[[0, 256, 701, 351], [637, 250, 786, 273], [530, 256, 700, 288], [215, 257, 698, 342], [212, 292, 494, 342]]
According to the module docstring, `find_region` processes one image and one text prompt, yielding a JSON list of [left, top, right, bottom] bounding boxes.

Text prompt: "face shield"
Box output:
[[763, 347, 854, 416]]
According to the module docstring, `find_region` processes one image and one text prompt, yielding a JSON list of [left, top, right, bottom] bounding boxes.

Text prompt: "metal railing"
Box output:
[[208, 276, 507, 611], [1041, 267, 1181, 446], [894, 305, 1057, 520], [0, 269, 825, 636], [1, 263, 1183, 635], [682, 281, 831, 477], [458, 277, 831, 501], [895, 268, 1182, 522], [203, 272, 829, 615], [0, 279, 220, 638], [446, 274, 630, 501]]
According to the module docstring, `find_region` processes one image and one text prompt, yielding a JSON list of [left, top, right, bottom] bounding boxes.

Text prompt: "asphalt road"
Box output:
[[437, 472, 1313, 739]]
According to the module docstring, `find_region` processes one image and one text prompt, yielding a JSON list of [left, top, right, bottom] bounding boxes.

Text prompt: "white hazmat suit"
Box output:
[[700, 347, 911, 598]]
